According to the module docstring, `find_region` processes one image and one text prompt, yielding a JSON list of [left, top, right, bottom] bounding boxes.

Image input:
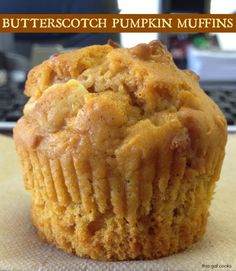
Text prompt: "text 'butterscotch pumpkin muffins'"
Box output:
[[14, 41, 227, 261]]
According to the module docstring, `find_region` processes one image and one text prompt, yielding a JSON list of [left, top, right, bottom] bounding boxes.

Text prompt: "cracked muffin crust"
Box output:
[[14, 41, 227, 260]]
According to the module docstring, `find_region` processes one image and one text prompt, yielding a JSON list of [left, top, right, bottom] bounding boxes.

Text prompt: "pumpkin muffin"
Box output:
[[14, 40, 227, 260]]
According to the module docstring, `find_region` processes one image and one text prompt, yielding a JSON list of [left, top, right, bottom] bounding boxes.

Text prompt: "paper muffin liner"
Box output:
[[15, 143, 223, 260]]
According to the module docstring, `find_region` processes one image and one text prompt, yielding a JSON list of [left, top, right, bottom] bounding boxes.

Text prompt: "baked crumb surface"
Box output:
[[14, 41, 227, 260]]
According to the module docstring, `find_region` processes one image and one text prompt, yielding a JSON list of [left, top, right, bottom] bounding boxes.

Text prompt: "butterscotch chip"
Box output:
[[14, 41, 227, 260]]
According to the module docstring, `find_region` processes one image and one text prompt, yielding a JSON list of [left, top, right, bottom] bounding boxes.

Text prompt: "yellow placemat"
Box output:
[[0, 134, 236, 271]]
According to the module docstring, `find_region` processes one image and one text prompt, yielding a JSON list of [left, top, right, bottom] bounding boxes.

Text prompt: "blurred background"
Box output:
[[0, 0, 236, 134]]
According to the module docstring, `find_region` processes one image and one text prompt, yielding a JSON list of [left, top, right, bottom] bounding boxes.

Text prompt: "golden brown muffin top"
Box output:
[[14, 41, 227, 191]]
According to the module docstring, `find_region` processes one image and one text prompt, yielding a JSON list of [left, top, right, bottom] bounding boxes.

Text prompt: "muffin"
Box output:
[[14, 40, 227, 260]]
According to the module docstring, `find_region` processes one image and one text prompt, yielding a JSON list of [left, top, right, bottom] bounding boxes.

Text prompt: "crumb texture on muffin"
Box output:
[[14, 41, 227, 260]]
